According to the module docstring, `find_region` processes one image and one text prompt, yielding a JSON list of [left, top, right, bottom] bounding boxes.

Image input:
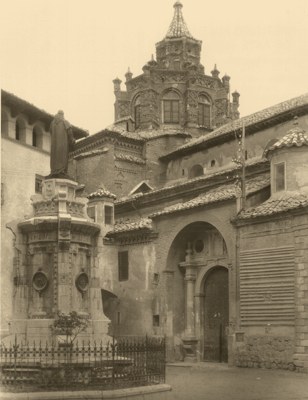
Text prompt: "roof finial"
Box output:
[[165, 1, 193, 39], [293, 116, 298, 126]]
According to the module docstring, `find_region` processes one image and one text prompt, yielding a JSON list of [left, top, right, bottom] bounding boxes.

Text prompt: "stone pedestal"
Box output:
[[6, 178, 111, 345]]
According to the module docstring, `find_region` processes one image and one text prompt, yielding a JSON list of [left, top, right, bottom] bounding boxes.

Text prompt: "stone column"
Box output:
[[179, 260, 200, 362], [184, 267, 197, 338]]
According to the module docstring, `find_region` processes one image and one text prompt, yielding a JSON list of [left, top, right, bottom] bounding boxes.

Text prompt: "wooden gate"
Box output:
[[203, 267, 229, 362]]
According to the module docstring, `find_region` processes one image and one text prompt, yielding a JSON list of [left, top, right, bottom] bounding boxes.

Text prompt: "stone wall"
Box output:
[[235, 335, 296, 370]]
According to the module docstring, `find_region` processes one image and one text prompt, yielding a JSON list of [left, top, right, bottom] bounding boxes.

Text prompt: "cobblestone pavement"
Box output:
[[166, 363, 308, 400]]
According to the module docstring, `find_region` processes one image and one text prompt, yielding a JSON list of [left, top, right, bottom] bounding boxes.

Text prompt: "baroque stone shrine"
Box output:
[[6, 178, 110, 344]]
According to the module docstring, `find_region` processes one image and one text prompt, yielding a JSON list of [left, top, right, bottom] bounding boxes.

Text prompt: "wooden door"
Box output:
[[203, 267, 229, 362]]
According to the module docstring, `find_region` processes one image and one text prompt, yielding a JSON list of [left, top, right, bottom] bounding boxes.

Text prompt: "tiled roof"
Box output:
[[165, 2, 194, 39], [115, 153, 146, 165], [73, 148, 108, 160], [105, 123, 191, 141], [237, 192, 308, 220], [88, 188, 116, 200], [149, 175, 270, 218], [108, 218, 153, 234], [161, 93, 308, 160], [116, 157, 269, 205], [264, 120, 308, 157]]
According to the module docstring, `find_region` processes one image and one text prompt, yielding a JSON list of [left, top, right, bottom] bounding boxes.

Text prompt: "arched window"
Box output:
[[198, 95, 211, 128], [163, 91, 180, 124], [134, 96, 141, 129], [32, 125, 43, 148], [15, 117, 27, 142], [189, 164, 204, 178]]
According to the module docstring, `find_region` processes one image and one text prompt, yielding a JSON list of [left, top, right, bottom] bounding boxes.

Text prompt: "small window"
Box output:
[[117, 311, 121, 325], [153, 315, 160, 327], [210, 160, 216, 167], [274, 162, 285, 192], [104, 205, 113, 225], [118, 251, 129, 281], [153, 273, 159, 284], [35, 174, 44, 194], [87, 206, 96, 222]]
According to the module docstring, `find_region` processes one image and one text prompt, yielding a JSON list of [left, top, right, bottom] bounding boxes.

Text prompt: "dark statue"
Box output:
[[47, 110, 75, 179]]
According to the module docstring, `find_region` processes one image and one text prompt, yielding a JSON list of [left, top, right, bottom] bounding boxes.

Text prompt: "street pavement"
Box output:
[[166, 363, 308, 400]]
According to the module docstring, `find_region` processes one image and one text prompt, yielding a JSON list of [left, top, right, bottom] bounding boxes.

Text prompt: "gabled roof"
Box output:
[[160, 93, 308, 161], [165, 2, 194, 39], [1, 89, 88, 139], [129, 181, 154, 195]]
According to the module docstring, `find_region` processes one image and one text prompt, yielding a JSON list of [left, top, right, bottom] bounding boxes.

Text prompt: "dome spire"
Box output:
[[165, 1, 194, 39]]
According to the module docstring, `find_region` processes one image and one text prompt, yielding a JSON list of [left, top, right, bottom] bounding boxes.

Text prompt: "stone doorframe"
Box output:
[[179, 260, 231, 362]]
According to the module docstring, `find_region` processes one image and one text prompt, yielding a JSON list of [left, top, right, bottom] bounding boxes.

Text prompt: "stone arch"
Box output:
[[162, 211, 234, 271]]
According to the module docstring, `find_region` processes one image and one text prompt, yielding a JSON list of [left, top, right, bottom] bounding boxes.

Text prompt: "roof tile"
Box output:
[[149, 175, 270, 218], [237, 191, 308, 219]]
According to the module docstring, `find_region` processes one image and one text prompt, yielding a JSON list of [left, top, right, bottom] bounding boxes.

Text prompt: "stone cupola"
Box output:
[[155, 1, 203, 72]]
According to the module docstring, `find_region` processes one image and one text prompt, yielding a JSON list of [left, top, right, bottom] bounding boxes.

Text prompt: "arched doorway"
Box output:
[[203, 266, 229, 362]]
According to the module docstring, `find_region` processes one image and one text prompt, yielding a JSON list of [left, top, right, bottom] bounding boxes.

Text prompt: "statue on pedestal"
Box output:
[[47, 110, 75, 179]]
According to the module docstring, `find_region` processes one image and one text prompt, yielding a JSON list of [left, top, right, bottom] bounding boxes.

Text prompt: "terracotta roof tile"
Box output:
[[105, 123, 191, 141], [264, 120, 308, 157], [149, 175, 270, 218], [115, 153, 146, 165], [88, 188, 116, 200], [108, 218, 153, 234], [237, 192, 308, 219]]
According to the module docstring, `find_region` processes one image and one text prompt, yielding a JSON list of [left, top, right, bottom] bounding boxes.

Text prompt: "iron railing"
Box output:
[[0, 336, 165, 392]]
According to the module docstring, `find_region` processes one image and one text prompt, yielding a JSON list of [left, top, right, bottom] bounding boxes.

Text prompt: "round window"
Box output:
[[32, 271, 49, 292], [194, 239, 204, 253], [75, 272, 89, 293]]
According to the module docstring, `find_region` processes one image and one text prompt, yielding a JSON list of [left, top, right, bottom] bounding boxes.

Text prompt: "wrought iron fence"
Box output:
[[0, 336, 165, 392]]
